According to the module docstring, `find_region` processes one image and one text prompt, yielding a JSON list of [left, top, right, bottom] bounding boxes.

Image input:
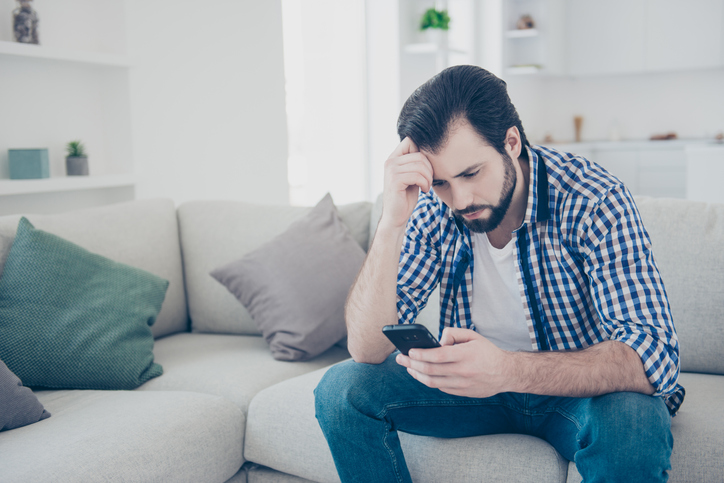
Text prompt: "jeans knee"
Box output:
[[315, 360, 375, 425], [314, 362, 348, 425], [315, 356, 401, 426], [584, 392, 671, 448], [576, 392, 672, 480]]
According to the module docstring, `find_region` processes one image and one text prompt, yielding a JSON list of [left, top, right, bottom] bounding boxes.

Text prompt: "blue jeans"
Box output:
[[314, 353, 672, 483]]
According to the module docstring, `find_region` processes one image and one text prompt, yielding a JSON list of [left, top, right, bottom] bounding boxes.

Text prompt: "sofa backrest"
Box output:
[[177, 199, 372, 336], [635, 196, 724, 375], [0, 199, 188, 339], [369, 194, 724, 375]]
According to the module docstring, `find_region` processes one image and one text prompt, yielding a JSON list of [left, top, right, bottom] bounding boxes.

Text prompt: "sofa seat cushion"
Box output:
[[138, 333, 350, 414], [565, 371, 724, 483], [245, 366, 569, 483], [246, 465, 317, 483], [0, 389, 244, 483]]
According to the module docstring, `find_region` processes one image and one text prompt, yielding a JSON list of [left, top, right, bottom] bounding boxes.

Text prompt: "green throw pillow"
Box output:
[[0, 217, 168, 390]]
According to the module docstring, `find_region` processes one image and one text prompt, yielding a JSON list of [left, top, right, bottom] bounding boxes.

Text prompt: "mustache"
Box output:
[[454, 204, 493, 216]]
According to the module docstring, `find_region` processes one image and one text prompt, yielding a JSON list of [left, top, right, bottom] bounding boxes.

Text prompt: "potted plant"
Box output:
[[66, 140, 89, 176], [420, 7, 450, 44]]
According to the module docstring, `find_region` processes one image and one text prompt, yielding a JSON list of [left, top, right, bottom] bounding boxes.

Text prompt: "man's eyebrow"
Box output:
[[432, 163, 483, 183]]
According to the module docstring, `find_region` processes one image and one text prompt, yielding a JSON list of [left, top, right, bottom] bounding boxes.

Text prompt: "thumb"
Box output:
[[440, 327, 481, 346]]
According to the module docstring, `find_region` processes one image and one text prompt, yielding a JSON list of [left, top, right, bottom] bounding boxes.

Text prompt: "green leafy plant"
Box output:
[[66, 140, 87, 157], [420, 8, 450, 31]]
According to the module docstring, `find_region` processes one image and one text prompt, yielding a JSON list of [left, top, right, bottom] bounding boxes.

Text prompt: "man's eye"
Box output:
[[432, 181, 446, 188], [463, 170, 479, 178]]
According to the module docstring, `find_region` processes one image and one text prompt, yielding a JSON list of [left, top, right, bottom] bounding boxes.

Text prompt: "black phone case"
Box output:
[[382, 324, 441, 355]]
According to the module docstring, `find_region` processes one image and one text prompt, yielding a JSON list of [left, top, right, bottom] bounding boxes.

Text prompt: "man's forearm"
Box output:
[[345, 224, 406, 364], [508, 340, 655, 397]]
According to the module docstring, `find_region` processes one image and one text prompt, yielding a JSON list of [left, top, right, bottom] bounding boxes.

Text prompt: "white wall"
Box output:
[[506, 68, 724, 146], [126, 0, 289, 206]]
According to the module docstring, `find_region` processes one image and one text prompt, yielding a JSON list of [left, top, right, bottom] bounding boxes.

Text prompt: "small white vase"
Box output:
[[424, 28, 447, 48]]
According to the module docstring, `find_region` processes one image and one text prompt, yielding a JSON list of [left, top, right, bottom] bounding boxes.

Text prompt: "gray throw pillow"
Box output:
[[210, 194, 365, 361], [0, 359, 50, 431]]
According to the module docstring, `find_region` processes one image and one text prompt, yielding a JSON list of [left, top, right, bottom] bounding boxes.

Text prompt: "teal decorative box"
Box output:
[[9, 149, 50, 179]]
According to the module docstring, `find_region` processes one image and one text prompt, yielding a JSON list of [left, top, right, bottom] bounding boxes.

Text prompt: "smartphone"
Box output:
[[382, 324, 441, 355]]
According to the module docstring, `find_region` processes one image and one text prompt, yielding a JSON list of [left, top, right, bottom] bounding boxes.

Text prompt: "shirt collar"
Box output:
[[523, 145, 551, 226]]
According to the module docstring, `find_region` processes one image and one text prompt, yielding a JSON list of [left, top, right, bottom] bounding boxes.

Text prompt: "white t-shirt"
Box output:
[[471, 232, 532, 352]]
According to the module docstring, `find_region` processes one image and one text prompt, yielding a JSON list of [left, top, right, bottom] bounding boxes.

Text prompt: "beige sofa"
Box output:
[[0, 195, 721, 482]]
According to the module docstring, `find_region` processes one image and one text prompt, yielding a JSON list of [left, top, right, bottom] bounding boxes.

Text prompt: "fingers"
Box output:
[[396, 352, 447, 376], [440, 327, 482, 346], [389, 165, 432, 193], [385, 154, 433, 193], [391, 137, 420, 157]]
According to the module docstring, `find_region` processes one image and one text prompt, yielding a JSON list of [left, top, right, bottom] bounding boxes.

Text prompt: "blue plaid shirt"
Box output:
[[396, 145, 684, 415]]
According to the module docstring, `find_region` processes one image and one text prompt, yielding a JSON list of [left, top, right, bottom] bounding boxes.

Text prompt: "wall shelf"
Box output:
[[403, 42, 467, 54], [0, 40, 131, 67], [0, 174, 136, 196], [505, 29, 539, 38], [505, 65, 542, 75]]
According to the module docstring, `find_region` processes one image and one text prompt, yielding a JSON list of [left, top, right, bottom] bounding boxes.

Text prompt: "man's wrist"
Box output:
[[373, 218, 408, 249], [501, 350, 525, 393]]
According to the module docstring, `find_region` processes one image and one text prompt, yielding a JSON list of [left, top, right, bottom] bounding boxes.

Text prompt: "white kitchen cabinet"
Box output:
[[645, 0, 724, 72], [547, 141, 699, 199], [638, 149, 687, 198], [685, 145, 724, 203], [567, 0, 646, 76], [567, 0, 724, 76], [595, 149, 640, 192]]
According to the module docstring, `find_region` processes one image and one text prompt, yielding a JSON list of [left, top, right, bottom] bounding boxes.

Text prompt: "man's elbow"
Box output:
[[347, 340, 392, 365]]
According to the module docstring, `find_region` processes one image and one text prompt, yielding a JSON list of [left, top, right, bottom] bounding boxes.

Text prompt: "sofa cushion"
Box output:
[[0, 359, 50, 431], [247, 465, 317, 483], [211, 194, 365, 361], [178, 200, 372, 335], [0, 218, 167, 390], [666, 372, 724, 482], [137, 333, 350, 414], [635, 197, 724, 374], [0, 199, 188, 338], [245, 366, 569, 483], [0, 389, 244, 483]]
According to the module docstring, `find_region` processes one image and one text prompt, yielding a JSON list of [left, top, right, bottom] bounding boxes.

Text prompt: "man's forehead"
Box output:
[[421, 119, 490, 156]]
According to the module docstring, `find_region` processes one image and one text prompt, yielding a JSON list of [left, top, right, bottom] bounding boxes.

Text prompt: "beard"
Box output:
[[453, 152, 517, 233]]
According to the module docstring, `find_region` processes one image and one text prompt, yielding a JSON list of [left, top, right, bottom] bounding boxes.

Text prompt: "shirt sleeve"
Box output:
[[396, 191, 442, 325], [579, 186, 680, 397]]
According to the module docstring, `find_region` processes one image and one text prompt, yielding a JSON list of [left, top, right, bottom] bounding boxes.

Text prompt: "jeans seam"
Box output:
[[549, 407, 583, 432], [381, 418, 406, 483], [375, 397, 520, 420]]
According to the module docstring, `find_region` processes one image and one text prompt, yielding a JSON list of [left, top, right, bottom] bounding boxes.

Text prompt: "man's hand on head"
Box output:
[[395, 328, 513, 399], [379, 137, 434, 234]]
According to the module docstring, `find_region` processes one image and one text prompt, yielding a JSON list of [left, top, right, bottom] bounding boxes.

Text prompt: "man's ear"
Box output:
[[504, 126, 523, 159]]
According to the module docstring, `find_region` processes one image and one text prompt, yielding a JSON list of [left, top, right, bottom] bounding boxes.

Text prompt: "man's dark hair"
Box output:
[[397, 65, 529, 157]]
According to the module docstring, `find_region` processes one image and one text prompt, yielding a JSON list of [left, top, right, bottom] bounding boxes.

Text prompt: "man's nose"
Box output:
[[451, 186, 473, 212]]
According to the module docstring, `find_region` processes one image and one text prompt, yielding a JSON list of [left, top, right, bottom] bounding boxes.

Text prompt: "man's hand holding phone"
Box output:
[[390, 326, 513, 399]]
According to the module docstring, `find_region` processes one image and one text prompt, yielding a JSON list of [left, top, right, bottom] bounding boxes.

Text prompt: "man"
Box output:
[[315, 65, 684, 482]]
